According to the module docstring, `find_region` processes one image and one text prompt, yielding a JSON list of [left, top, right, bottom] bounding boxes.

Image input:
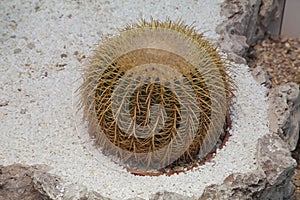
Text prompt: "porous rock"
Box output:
[[251, 65, 272, 87], [126, 197, 145, 200], [217, 0, 282, 61], [86, 191, 111, 200], [256, 134, 297, 199], [215, 1, 299, 198], [268, 82, 300, 151], [63, 184, 110, 200], [200, 172, 266, 200], [2, 134, 296, 200], [63, 184, 87, 200], [32, 171, 64, 199], [200, 134, 297, 200], [0, 164, 109, 200], [149, 191, 197, 200], [0, 164, 51, 200]]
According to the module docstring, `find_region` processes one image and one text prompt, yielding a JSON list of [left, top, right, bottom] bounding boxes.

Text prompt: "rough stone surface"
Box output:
[[3, 140, 295, 200], [256, 134, 297, 199], [63, 184, 88, 200], [0, 164, 51, 200], [251, 65, 272, 87], [200, 172, 266, 200], [32, 171, 64, 199], [218, 1, 300, 198], [268, 82, 300, 151], [1, 164, 197, 200], [0, 164, 112, 200], [63, 184, 110, 200], [217, 0, 282, 62], [86, 191, 111, 200], [149, 191, 197, 200], [200, 134, 297, 200], [245, 12, 300, 200]]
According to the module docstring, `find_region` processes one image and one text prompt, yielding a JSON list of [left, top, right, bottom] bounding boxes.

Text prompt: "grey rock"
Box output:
[[251, 66, 272, 86], [200, 171, 266, 200], [126, 197, 145, 200], [217, 0, 282, 61], [0, 164, 51, 200], [63, 184, 87, 200], [200, 134, 297, 200], [63, 184, 110, 200], [150, 191, 197, 200], [86, 191, 111, 200], [226, 52, 247, 64], [0, 164, 111, 200], [268, 82, 300, 151], [256, 134, 297, 199], [219, 8, 299, 200], [32, 171, 64, 199]]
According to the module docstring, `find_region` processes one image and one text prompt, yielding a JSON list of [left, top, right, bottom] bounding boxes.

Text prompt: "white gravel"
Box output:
[[0, 0, 269, 199]]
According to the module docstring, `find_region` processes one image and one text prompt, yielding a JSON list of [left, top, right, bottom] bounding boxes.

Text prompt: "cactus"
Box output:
[[79, 18, 234, 174]]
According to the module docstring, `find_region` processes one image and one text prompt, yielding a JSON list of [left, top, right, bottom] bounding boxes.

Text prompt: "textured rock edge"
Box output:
[[1, 133, 297, 200], [1, 0, 298, 200], [222, 0, 300, 161], [268, 82, 300, 151], [0, 164, 197, 200], [200, 133, 297, 200], [209, 0, 299, 199]]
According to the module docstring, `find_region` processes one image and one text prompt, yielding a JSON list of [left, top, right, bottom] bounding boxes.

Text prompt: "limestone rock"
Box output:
[[63, 184, 110, 200], [0, 164, 110, 200], [200, 134, 297, 200], [200, 172, 266, 200], [256, 134, 297, 199], [217, 0, 282, 61], [268, 82, 300, 151], [0, 164, 51, 200], [86, 191, 111, 200], [251, 66, 272, 86], [63, 184, 88, 200], [150, 191, 197, 200], [32, 171, 64, 199]]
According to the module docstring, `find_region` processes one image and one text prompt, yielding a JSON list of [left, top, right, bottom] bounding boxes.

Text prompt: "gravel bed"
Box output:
[[248, 35, 300, 86], [0, 1, 269, 199]]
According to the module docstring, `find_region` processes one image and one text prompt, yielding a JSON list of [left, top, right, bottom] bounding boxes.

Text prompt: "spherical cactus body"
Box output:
[[79, 18, 234, 174]]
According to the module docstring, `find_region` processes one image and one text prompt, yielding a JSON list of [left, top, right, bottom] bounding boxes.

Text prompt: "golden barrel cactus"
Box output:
[[79, 18, 234, 174]]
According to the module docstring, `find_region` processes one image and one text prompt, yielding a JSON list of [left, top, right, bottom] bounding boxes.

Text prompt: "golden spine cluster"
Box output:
[[79, 18, 234, 173]]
